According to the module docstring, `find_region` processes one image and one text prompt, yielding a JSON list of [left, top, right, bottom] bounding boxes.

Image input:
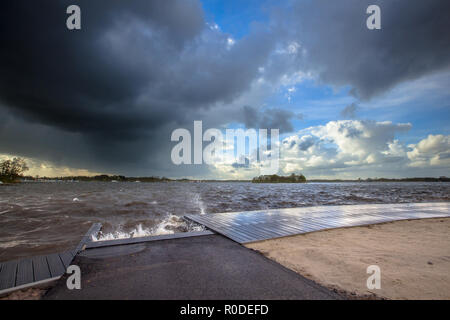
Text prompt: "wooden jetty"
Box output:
[[0, 223, 102, 296], [185, 202, 450, 244]]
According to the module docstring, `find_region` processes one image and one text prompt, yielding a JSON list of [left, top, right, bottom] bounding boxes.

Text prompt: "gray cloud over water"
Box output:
[[0, 1, 449, 177], [282, 0, 450, 100]]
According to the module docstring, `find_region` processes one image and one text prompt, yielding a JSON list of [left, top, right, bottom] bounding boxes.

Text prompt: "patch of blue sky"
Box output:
[[200, 0, 276, 39], [276, 71, 450, 145], [359, 71, 450, 144], [266, 79, 355, 128]]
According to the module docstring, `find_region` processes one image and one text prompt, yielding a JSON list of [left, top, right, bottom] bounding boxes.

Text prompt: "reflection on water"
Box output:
[[0, 181, 449, 261]]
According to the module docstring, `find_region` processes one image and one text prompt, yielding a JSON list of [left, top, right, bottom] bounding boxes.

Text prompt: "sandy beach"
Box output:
[[247, 218, 450, 300]]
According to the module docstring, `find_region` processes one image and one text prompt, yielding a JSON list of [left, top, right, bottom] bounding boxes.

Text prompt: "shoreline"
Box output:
[[2, 217, 449, 300], [247, 218, 450, 300]]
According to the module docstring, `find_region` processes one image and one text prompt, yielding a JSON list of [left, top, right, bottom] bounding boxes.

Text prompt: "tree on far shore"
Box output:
[[0, 157, 29, 182], [252, 173, 306, 183]]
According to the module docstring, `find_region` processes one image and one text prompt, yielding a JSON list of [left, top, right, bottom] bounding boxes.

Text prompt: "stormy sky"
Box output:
[[0, 0, 449, 179]]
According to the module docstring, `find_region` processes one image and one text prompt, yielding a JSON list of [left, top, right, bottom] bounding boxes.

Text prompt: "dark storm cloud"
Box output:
[[0, 1, 205, 137], [282, 0, 450, 100], [0, 0, 273, 134], [0, 1, 276, 175], [242, 106, 300, 133]]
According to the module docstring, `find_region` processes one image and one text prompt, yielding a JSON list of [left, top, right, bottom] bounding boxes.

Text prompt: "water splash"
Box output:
[[91, 214, 187, 241], [91, 223, 152, 241], [193, 193, 206, 215], [151, 214, 183, 235]]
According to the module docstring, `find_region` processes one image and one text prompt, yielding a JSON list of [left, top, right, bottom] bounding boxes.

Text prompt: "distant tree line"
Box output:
[[2, 157, 449, 184], [252, 173, 307, 183], [24, 174, 171, 183]]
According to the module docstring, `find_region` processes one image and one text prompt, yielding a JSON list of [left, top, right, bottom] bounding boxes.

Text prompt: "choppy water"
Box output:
[[1, 181, 449, 261]]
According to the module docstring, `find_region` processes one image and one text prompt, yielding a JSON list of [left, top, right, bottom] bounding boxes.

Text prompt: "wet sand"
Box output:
[[247, 218, 450, 300], [0, 288, 46, 300]]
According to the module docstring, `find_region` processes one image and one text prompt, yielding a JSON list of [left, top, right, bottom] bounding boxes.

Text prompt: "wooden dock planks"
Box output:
[[16, 259, 33, 287], [59, 251, 74, 269], [185, 202, 450, 244], [46, 253, 66, 278], [0, 223, 102, 294], [31, 255, 51, 282], [0, 260, 18, 290]]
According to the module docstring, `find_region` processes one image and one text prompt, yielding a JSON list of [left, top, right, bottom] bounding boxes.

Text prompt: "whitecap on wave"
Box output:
[[91, 214, 202, 241]]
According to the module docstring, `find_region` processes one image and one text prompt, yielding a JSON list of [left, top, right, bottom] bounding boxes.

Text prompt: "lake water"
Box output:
[[1, 181, 449, 261]]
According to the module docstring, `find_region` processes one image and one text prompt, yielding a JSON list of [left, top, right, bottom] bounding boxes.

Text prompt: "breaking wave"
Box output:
[[91, 214, 204, 242]]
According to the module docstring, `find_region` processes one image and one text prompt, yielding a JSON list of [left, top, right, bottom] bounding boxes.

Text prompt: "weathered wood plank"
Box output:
[[16, 259, 33, 286], [0, 260, 18, 290], [255, 224, 295, 237], [47, 253, 66, 278], [59, 251, 73, 270], [217, 230, 254, 243], [32, 255, 51, 282], [244, 224, 281, 238], [226, 232, 252, 243], [221, 224, 260, 242]]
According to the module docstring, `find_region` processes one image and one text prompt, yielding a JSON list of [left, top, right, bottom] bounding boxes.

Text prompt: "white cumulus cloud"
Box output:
[[278, 120, 436, 178], [407, 134, 450, 168]]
